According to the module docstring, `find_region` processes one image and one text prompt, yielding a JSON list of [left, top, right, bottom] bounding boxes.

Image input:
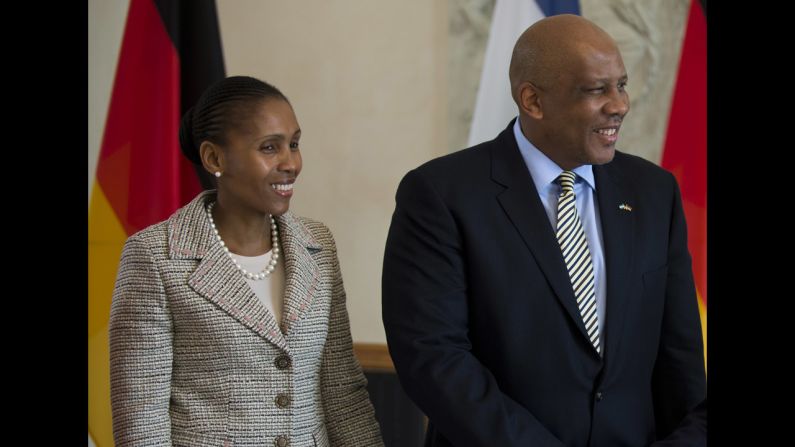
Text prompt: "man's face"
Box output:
[[538, 42, 630, 170]]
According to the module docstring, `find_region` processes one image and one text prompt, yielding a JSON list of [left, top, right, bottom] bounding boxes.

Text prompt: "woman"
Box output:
[[109, 76, 384, 447]]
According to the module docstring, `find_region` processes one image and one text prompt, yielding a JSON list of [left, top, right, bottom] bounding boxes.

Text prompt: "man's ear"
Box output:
[[518, 81, 543, 119], [199, 141, 224, 176]]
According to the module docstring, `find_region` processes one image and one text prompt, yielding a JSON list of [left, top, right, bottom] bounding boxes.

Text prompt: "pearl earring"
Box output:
[[215, 171, 222, 178]]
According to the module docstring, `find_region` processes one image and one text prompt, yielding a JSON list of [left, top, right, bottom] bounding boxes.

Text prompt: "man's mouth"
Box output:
[[595, 128, 617, 136], [594, 126, 619, 143]]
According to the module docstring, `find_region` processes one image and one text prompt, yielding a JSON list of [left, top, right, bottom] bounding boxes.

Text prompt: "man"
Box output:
[[382, 14, 706, 447]]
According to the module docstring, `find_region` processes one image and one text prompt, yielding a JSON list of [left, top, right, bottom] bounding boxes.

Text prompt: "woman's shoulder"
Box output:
[[125, 191, 211, 250], [123, 220, 170, 256], [294, 215, 329, 234], [285, 213, 336, 250]]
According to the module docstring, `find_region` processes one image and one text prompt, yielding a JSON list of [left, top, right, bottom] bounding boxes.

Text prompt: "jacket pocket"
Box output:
[[313, 424, 330, 447], [172, 428, 230, 447]]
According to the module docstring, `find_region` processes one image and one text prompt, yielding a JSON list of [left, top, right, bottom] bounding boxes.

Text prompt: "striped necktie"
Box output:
[[555, 171, 600, 355]]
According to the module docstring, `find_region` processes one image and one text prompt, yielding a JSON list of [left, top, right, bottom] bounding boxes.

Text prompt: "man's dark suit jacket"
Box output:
[[382, 120, 706, 447]]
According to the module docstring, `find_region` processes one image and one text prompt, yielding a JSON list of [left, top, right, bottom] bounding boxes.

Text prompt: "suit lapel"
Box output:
[[490, 124, 593, 345], [593, 162, 636, 361], [188, 242, 289, 351], [275, 212, 323, 336], [170, 191, 289, 352], [184, 211, 324, 347]]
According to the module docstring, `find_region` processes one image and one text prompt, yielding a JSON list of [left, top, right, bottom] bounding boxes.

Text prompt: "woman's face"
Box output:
[[218, 98, 302, 217]]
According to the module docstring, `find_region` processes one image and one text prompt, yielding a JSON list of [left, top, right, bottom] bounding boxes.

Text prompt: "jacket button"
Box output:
[[275, 393, 291, 408], [274, 354, 291, 370], [595, 391, 603, 402], [274, 435, 289, 447]]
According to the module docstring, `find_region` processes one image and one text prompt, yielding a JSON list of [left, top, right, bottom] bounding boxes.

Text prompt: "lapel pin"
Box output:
[[618, 203, 633, 212]]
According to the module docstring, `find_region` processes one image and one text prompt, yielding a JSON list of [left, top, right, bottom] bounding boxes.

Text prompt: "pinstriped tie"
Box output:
[[555, 171, 600, 355]]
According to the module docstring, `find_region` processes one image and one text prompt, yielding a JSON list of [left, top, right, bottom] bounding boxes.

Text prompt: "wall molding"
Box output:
[[353, 343, 394, 372]]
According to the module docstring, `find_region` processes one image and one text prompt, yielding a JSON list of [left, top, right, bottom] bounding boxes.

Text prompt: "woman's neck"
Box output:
[[210, 200, 274, 256]]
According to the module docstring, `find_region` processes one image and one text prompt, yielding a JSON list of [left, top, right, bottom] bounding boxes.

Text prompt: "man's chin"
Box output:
[[588, 147, 616, 165]]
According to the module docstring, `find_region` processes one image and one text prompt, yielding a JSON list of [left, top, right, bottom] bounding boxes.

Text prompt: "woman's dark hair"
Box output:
[[179, 76, 289, 165]]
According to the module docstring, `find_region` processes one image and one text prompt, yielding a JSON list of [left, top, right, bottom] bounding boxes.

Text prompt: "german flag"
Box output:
[[88, 1, 224, 445], [660, 0, 707, 366]]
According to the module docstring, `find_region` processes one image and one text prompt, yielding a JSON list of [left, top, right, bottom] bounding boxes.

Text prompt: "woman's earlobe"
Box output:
[[199, 141, 224, 174]]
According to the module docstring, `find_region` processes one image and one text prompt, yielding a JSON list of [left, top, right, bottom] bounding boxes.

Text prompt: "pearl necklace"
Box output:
[[205, 202, 280, 280]]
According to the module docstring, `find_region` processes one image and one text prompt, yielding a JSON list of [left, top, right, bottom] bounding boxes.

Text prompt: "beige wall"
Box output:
[[89, 0, 448, 344], [218, 0, 448, 343]]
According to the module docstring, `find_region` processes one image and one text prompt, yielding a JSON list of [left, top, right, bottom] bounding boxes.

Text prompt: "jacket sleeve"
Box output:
[[382, 169, 565, 447], [319, 229, 385, 447], [650, 175, 707, 446], [109, 235, 173, 446]]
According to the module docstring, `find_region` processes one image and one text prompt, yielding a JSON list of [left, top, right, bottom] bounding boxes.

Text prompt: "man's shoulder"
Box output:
[[609, 150, 674, 185], [395, 139, 500, 202], [415, 141, 492, 176], [408, 122, 515, 184]]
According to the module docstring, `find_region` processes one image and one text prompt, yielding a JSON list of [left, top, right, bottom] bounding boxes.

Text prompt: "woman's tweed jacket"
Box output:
[[109, 191, 384, 447]]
